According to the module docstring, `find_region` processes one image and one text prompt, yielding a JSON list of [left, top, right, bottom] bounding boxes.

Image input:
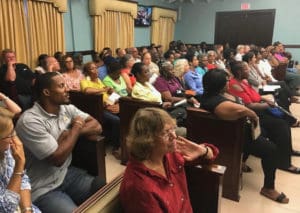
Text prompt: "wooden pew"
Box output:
[[69, 91, 104, 124], [73, 173, 123, 213], [186, 107, 245, 201], [119, 96, 161, 165], [271, 63, 288, 81], [69, 91, 106, 183], [75, 165, 226, 213]]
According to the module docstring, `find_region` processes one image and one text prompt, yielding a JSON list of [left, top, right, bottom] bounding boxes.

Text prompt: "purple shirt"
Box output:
[[154, 76, 183, 96]]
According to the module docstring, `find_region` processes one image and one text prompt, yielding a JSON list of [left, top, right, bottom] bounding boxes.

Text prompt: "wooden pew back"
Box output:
[[69, 91, 106, 182], [271, 63, 287, 81], [69, 91, 104, 124], [186, 107, 245, 201]]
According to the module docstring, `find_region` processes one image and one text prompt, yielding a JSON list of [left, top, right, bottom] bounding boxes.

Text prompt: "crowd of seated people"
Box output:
[[1, 38, 300, 211]]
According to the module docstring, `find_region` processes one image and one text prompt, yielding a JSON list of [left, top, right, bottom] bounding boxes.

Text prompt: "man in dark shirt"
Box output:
[[0, 49, 35, 110]]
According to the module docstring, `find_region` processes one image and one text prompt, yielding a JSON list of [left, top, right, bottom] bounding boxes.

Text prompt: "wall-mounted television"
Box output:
[[135, 5, 152, 27]]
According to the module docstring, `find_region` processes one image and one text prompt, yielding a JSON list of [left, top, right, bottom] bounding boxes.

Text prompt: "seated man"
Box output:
[[0, 49, 35, 111], [16, 72, 105, 213]]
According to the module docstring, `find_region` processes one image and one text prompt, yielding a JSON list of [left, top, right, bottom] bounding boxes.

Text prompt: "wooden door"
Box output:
[[214, 9, 275, 48]]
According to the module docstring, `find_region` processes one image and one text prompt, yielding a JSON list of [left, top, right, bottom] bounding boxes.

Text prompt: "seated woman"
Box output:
[[201, 69, 289, 204], [119, 54, 136, 94], [120, 107, 219, 212], [131, 62, 166, 104], [228, 61, 300, 172], [81, 62, 121, 159], [0, 107, 41, 212], [184, 53, 204, 101], [61, 55, 84, 91], [154, 62, 199, 107], [103, 61, 128, 97]]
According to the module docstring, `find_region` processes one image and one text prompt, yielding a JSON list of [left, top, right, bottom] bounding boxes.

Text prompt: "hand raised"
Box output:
[[175, 136, 203, 161], [10, 136, 25, 169]]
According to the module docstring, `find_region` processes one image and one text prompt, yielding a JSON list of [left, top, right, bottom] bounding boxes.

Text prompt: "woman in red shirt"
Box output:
[[228, 61, 300, 174], [120, 108, 219, 213]]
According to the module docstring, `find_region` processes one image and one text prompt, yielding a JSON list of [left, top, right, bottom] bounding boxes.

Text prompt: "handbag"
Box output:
[[267, 106, 285, 118]]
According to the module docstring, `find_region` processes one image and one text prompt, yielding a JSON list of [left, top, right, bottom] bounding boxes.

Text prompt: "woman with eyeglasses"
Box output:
[[62, 55, 84, 91], [0, 107, 40, 212], [120, 107, 219, 213]]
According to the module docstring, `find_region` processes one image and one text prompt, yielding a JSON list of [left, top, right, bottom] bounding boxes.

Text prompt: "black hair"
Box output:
[[131, 62, 144, 78], [273, 41, 282, 46], [107, 61, 122, 74], [164, 51, 173, 60], [203, 69, 228, 96], [242, 52, 255, 63], [34, 72, 60, 100], [229, 61, 244, 78], [185, 52, 195, 63], [54, 51, 63, 60], [37, 54, 49, 66], [223, 48, 236, 61]]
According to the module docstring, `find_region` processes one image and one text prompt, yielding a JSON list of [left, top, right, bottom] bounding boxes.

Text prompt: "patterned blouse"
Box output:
[[63, 69, 84, 91], [0, 149, 40, 213]]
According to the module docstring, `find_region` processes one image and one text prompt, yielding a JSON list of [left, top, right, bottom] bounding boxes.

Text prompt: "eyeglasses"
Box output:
[[0, 130, 16, 141], [161, 127, 176, 140]]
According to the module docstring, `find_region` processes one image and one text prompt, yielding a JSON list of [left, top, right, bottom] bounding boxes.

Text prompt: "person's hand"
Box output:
[[162, 102, 172, 109], [250, 115, 259, 128], [10, 136, 25, 170], [105, 87, 114, 95], [72, 116, 85, 128], [7, 58, 16, 67], [189, 97, 200, 108], [0, 92, 7, 100], [106, 103, 120, 114], [175, 136, 210, 161]]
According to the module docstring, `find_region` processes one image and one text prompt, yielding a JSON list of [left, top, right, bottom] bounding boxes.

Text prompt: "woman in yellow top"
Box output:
[[80, 62, 121, 159]]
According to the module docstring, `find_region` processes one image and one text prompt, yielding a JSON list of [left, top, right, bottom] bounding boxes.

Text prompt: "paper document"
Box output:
[[262, 85, 281, 92]]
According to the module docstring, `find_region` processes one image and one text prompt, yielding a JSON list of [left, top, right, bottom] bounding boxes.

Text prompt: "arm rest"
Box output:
[[72, 135, 106, 183], [185, 164, 226, 213], [74, 173, 123, 213]]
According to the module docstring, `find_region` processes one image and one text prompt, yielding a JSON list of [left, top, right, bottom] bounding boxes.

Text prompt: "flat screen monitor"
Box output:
[[135, 5, 152, 27]]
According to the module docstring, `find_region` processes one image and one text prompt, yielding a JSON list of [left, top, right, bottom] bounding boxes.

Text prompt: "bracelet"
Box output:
[[22, 207, 33, 213], [13, 171, 25, 177], [74, 120, 83, 126], [202, 146, 209, 158]]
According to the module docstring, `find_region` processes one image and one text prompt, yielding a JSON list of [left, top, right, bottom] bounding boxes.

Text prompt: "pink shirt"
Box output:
[[63, 69, 84, 91]]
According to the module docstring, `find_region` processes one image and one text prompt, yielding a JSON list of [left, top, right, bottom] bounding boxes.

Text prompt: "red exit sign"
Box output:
[[241, 3, 250, 10]]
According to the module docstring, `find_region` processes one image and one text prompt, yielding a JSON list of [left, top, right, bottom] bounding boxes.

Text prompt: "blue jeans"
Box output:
[[103, 110, 120, 149], [34, 166, 104, 213]]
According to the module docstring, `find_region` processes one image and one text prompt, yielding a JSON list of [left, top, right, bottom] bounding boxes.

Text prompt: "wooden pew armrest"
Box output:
[[74, 173, 123, 213]]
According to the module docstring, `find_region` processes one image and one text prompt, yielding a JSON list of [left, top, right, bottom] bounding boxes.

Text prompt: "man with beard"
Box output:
[[16, 72, 105, 213]]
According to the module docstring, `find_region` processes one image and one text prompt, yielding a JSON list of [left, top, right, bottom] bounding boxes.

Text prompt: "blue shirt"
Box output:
[[183, 70, 204, 95], [0, 149, 40, 212], [97, 65, 107, 80]]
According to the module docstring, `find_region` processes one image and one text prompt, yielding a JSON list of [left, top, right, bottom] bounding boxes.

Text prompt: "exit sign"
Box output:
[[241, 3, 250, 10]]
